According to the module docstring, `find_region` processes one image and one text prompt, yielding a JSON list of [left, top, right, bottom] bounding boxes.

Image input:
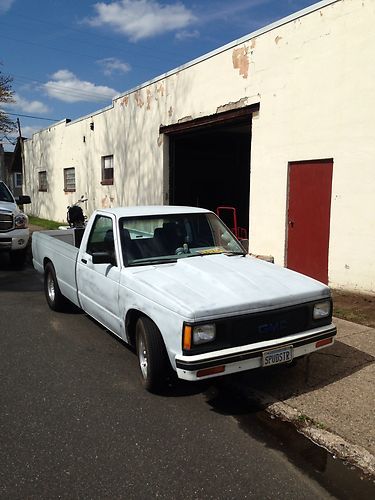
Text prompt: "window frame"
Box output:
[[38, 170, 48, 192], [14, 172, 23, 189], [101, 155, 114, 186], [64, 167, 76, 192]]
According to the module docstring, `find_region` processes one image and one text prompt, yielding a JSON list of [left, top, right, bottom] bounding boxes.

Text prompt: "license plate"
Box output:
[[262, 346, 293, 367]]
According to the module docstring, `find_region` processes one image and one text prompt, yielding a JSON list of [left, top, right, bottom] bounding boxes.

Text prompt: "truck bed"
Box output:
[[32, 229, 81, 307]]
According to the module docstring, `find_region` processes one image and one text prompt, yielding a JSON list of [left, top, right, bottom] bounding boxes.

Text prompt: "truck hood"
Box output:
[[127, 254, 330, 320], [0, 200, 19, 215]]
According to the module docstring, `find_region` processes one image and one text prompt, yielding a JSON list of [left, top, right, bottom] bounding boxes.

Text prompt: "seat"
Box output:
[[153, 222, 186, 255], [120, 228, 140, 263], [104, 229, 116, 264]]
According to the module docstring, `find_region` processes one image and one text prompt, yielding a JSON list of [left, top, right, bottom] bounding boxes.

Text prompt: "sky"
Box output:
[[1, 0, 319, 150]]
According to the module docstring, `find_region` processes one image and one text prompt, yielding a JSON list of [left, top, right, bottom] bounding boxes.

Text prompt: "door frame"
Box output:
[[284, 158, 334, 277]]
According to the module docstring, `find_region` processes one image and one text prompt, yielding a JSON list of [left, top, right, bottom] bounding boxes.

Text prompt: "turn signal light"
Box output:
[[197, 366, 225, 378], [183, 325, 192, 350], [315, 337, 333, 348]]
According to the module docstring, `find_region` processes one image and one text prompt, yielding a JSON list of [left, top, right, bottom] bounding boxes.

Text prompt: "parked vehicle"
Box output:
[[0, 180, 31, 266], [32, 206, 336, 392]]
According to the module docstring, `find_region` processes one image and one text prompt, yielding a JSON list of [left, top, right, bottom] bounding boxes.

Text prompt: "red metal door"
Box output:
[[286, 160, 333, 284]]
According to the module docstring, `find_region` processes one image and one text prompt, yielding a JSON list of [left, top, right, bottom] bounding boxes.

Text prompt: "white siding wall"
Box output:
[[24, 0, 375, 293]]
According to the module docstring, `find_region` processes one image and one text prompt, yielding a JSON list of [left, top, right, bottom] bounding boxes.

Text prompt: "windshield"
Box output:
[[0, 182, 14, 203], [119, 212, 245, 266]]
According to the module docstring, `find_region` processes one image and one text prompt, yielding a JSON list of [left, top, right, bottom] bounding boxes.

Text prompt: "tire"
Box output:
[[135, 317, 169, 392], [44, 262, 70, 312], [10, 249, 27, 268]]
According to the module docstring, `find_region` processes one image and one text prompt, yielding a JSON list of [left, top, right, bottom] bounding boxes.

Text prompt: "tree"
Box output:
[[0, 66, 16, 134]]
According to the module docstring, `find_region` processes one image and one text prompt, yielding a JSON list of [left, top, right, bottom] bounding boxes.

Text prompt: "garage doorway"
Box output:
[[161, 106, 258, 235]]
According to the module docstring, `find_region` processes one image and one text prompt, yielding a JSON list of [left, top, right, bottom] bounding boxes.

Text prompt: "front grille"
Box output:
[[0, 212, 14, 232], [183, 300, 332, 355], [220, 305, 309, 346]]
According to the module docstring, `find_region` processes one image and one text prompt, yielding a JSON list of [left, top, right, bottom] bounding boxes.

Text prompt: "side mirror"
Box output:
[[15, 195, 31, 205], [91, 251, 116, 266]]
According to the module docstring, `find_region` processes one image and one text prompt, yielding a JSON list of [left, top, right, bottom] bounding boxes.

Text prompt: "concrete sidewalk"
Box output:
[[229, 317, 375, 476]]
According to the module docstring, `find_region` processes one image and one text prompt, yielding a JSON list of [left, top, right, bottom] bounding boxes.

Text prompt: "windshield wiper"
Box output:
[[129, 257, 177, 266], [223, 251, 246, 256]]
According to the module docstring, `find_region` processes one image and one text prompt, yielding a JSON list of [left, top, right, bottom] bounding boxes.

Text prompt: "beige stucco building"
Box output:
[[24, 0, 375, 294]]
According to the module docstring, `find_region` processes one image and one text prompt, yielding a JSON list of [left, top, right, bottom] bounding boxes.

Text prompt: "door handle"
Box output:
[[81, 258, 87, 264], [288, 220, 295, 228]]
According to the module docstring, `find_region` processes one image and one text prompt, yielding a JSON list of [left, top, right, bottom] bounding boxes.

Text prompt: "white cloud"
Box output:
[[86, 0, 196, 41], [175, 29, 199, 41], [97, 57, 131, 76], [20, 125, 42, 139], [0, 0, 15, 14], [43, 69, 119, 103], [4, 94, 50, 114]]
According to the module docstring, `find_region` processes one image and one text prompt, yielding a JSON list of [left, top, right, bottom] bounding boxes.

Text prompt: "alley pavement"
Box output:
[[229, 317, 375, 476]]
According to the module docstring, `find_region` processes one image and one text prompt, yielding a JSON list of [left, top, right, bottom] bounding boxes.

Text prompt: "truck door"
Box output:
[[76, 214, 122, 336]]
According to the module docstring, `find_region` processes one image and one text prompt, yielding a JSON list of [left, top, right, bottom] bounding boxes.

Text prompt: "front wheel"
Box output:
[[135, 317, 170, 393], [44, 263, 70, 312]]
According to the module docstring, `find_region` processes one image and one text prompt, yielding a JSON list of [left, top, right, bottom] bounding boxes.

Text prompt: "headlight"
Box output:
[[313, 300, 331, 320], [15, 214, 28, 229], [193, 324, 216, 345]]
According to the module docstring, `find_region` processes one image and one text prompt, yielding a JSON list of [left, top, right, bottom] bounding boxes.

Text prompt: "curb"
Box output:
[[229, 383, 375, 477]]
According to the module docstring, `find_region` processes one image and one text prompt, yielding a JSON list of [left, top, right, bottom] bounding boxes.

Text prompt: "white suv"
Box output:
[[0, 181, 31, 266]]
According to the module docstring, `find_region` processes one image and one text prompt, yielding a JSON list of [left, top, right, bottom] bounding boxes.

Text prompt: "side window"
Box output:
[[38, 171, 47, 192], [64, 167, 76, 192], [86, 215, 116, 265], [14, 172, 23, 188], [101, 155, 114, 185]]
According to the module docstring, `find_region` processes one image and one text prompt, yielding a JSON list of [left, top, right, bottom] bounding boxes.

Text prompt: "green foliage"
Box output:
[[28, 216, 62, 230]]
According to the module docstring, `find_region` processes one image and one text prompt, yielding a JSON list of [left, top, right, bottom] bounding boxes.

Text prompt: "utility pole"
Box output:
[[16, 118, 25, 190]]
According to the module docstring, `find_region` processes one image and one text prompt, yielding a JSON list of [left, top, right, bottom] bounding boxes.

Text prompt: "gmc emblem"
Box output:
[[258, 319, 287, 334]]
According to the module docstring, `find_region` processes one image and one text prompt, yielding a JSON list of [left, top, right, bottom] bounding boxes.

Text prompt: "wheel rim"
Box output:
[[138, 334, 148, 379], [47, 273, 55, 302]]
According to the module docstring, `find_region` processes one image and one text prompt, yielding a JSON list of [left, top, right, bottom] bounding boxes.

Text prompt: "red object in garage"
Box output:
[[216, 206, 248, 240]]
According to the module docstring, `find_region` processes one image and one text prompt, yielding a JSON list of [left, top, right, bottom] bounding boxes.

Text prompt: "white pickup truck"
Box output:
[[32, 206, 336, 392], [0, 180, 31, 266]]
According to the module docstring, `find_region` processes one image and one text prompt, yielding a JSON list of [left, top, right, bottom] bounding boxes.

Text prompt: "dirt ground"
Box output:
[[332, 289, 375, 328]]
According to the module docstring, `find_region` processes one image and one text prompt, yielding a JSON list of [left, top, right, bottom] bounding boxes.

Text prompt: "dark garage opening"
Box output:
[[164, 110, 254, 234]]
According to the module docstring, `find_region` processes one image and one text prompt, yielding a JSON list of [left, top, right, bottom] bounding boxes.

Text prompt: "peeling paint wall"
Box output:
[[24, 0, 375, 293]]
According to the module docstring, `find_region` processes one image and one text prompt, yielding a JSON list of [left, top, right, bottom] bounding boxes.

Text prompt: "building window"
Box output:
[[101, 155, 114, 185], [38, 171, 48, 192], [14, 172, 23, 188], [64, 167, 76, 192]]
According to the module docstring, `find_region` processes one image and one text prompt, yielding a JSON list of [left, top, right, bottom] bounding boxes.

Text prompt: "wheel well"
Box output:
[[43, 257, 53, 269], [125, 310, 165, 349], [125, 309, 144, 347]]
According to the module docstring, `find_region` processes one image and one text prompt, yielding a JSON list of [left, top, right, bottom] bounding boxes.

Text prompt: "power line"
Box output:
[[1, 111, 60, 122]]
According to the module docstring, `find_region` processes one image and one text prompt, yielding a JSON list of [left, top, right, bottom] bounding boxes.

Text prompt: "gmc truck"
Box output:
[[0, 180, 31, 266], [32, 206, 336, 392]]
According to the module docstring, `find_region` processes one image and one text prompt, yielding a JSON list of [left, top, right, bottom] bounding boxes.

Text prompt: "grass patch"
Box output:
[[28, 216, 62, 230]]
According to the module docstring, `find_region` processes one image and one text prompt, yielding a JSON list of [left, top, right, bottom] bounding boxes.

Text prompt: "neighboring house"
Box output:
[[0, 140, 23, 197], [23, 0, 375, 294]]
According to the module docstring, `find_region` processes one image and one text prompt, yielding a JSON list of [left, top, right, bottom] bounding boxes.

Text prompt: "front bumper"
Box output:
[[175, 323, 336, 381], [0, 229, 30, 251]]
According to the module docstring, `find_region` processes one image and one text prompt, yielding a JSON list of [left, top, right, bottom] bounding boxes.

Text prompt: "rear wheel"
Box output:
[[44, 262, 70, 311], [135, 317, 169, 392]]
